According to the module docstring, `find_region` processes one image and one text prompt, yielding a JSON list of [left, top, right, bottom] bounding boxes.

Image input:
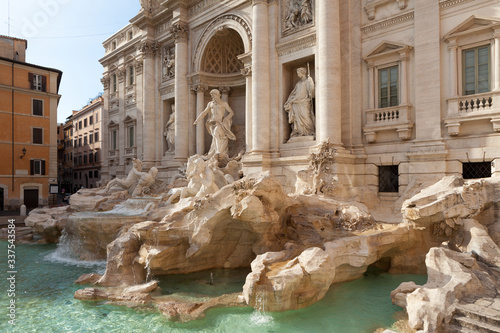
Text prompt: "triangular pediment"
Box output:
[[108, 120, 118, 127], [444, 16, 500, 40], [365, 41, 411, 60], [124, 115, 136, 123]]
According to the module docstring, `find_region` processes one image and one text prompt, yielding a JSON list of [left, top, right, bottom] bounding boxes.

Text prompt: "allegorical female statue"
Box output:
[[164, 105, 175, 152], [284, 67, 315, 139]]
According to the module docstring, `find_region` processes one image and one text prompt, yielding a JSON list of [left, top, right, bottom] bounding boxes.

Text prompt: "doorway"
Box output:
[[24, 189, 39, 210]]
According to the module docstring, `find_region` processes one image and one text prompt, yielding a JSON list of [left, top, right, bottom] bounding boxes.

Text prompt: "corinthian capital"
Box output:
[[171, 22, 189, 42], [139, 40, 158, 56]]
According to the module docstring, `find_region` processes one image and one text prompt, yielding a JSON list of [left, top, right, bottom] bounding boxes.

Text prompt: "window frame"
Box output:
[[378, 65, 399, 109], [32, 127, 43, 145], [30, 159, 45, 175], [461, 44, 491, 96], [32, 98, 44, 116]]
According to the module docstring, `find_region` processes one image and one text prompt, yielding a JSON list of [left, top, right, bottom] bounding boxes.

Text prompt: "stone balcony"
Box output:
[[363, 104, 413, 143], [108, 149, 119, 159], [444, 91, 500, 136], [124, 147, 137, 159]]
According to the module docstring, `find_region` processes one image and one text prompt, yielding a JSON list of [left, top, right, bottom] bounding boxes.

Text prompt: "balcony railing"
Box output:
[[363, 104, 413, 142], [445, 91, 500, 136]]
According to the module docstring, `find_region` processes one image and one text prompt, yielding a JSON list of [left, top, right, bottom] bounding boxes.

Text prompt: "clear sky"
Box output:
[[0, 0, 141, 123]]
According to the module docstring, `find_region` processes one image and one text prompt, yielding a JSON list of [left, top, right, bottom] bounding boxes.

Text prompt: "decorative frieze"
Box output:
[[171, 22, 189, 42], [439, 0, 475, 9], [188, 0, 220, 16], [364, 0, 408, 21], [281, 0, 315, 37], [156, 21, 172, 36], [276, 33, 316, 56], [361, 11, 414, 34]]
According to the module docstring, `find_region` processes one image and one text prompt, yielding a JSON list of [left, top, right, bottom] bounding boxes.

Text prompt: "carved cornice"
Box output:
[[361, 11, 414, 34], [276, 32, 316, 57], [439, 0, 475, 9], [171, 22, 189, 42], [139, 40, 159, 56]]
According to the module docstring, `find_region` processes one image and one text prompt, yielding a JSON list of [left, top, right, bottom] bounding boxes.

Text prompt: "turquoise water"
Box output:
[[0, 241, 427, 333]]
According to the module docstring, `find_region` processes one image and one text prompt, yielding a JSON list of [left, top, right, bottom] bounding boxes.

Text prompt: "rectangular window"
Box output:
[[33, 99, 43, 116], [79, 121, 82, 129], [89, 153, 93, 164], [78, 138, 82, 147], [84, 155, 88, 164], [128, 126, 135, 147], [463, 45, 490, 95], [379, 165, 399, 193], [74, 140, 77, 148], [463, 162, 491, 179], [95, 132, 99, 142], [32, 128, 43, 144], [89, 115, 93, 125], [79, 156, 82, 165], [30, 73, 46, 92], [95, 151, 99, 162], [89, 171, 93, 179], [112, 74, 117, 92], [84, 119, 88, 127], [84, 136, 88, 146], [74, 157, 77, 165], [30, 159, 45, 175], [111, 130, 117, 150], [129, 65, 134, 85], [94, 170, 99, 178], [89, 134, 93, 144], [379, 66, 399, 108]]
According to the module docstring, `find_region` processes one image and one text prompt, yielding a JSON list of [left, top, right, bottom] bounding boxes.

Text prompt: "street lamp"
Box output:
[[20, 147, 26, 159]]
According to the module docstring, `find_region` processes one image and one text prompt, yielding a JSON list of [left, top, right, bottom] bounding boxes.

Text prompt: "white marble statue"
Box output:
[[105, 158, 143, 193], [284, 67, 315, 138], [163, 48, 175, 78], [164, 105, 175, 152], [166, 156, 219, 204], [131, 167, 158, 197], [194, 89, 236, 161]]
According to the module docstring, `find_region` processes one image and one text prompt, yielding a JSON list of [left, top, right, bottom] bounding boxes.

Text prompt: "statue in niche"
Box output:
[[164, 105, 175, 152], [163, 48, 175, 78], [284, 67, 315, 138], [284, 0, 313, 32], [105, 158, 143, 193], [131, 167, 158, 197], [194, 89, 236, 163]]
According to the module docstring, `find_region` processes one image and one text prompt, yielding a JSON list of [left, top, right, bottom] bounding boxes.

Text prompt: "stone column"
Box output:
[[399, 51, 409, 105], [251, 0, 270, 154], [220, 86, 230, 103], [413, 0, 442, 142], [242, 64, 253, 152], [172, 22, 189, 162], [195, 84, 207, 155], [140, 41, 157, 168], [117, 64, 126, 167], [447, 38, 458, 97], [494, 29, 500, 92], [100, 74, 110, 179], [316, 0, 342, 146], [367, 62, 375, 109]]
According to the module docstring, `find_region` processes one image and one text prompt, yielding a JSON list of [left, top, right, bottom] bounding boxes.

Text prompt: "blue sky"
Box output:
[[0, 0, 140, 122]]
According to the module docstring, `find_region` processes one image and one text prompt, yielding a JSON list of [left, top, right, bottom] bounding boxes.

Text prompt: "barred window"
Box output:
[[379, 165, 399, 193], [463, 162, 491, 179]]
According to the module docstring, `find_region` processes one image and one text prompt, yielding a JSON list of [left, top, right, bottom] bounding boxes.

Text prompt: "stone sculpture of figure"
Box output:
[[285, 0, 301, 30], [164, 105, 175, 152], [284, 67, 315, 138], [105, 158, 143, 193], [163, 48, 175, 78], [166, 156, 219, 204], [194, 89, 236, 161], [300, 0, 313, 25], [131, 167, 158, 197]]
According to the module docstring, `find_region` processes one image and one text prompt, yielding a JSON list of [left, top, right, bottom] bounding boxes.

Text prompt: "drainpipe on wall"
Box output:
[[11, 62, 15, 193]]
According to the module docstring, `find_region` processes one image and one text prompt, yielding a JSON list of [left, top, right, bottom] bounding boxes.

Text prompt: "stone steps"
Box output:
[[449, 303, 500, 333]]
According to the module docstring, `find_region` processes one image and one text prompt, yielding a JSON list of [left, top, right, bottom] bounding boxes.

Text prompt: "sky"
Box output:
[[0, 0, 141, 123]]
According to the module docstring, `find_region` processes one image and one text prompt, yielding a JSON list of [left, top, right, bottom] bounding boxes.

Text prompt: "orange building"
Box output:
[[0, 35, 62, 211]]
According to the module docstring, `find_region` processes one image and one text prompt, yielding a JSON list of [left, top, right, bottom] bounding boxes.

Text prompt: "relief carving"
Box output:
[[282, 0, 314, 36]]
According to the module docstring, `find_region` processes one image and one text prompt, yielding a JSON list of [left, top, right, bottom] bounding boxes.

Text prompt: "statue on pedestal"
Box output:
[[164, 105, 175, 152], [284, 67, 315, 139], [194, 89, 236, 162]]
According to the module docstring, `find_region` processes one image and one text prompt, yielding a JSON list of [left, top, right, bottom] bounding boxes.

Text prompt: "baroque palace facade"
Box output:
[[100, 0, 500, 197]]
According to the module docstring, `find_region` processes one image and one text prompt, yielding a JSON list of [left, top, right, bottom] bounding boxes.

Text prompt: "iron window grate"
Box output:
[[463, 162, 491, 179], [379, 165, 399, 193]]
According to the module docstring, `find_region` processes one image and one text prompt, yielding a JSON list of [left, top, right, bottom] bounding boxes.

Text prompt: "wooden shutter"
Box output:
[[30, 160, 34, 175], [29, 73, 34, 90], [41, 76, 47, 92], [41, 160, 46, 175], [33, 128, 43, 144]]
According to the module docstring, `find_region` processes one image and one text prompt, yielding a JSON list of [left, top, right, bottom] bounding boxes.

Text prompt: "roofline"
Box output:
[[0, 35, 28, 49], [0, 55, 63, 92]]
